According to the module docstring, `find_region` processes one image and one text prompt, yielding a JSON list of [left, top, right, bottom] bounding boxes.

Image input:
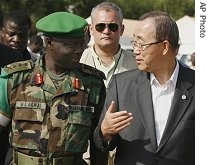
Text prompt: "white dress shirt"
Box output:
[[151, 61, 179, 145]]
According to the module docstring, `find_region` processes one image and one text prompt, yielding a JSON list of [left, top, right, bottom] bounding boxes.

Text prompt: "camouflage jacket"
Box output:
[[0, 56, 106, 159]]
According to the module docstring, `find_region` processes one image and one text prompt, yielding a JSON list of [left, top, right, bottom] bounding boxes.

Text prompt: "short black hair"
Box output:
[[139, 11, 179, 52], [3, 10, 31, 28]]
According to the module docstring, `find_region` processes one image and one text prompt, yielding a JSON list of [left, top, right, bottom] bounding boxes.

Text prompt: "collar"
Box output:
[[150, 60, 179, 87], [92, 44, 122, 65]]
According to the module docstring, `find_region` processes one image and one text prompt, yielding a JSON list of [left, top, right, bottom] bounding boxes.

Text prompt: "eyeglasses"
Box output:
[[95, 23, 119, 32], [130, 40, 163, 51]]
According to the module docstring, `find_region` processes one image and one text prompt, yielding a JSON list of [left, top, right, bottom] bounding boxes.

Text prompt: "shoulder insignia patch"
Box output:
[[2, 60, 34, 75], [78, 63, 106, 80]]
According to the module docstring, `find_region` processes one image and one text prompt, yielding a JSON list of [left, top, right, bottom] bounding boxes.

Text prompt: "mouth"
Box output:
[[10, 44, 21, 50], [136, 58, 143, 64], [101, 36, 111, 40], [11, 46, 19, 49]]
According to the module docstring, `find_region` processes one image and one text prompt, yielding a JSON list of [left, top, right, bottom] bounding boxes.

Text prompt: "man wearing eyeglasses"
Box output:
[[80, 2, 137, 165], [94, 11, 195, 165]]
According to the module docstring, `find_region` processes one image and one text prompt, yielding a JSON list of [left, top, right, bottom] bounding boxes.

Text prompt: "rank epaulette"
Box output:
[[79, 63, 106, 80], [2, 60, 34, 75]]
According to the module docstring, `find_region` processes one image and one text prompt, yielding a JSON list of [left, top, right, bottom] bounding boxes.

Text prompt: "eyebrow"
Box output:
[[133, 34, 144, 41], [136, 35, 143, 40]]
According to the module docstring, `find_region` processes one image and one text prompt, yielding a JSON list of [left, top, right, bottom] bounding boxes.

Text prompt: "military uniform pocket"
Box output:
[[65, 105, 94, 153], [14, 101, 46, 122], [12, 101, 46, 150]]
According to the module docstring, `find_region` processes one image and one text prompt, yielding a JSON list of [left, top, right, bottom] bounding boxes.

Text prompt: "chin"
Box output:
[[138, 65, 146, 71]]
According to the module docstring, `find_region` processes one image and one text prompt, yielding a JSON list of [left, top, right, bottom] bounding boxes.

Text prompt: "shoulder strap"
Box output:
[[2, 60, 34, 76]]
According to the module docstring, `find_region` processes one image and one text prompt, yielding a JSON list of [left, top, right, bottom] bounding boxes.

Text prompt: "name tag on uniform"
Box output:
[[68, 105, 94, 113], [16, 101, 46, 109]]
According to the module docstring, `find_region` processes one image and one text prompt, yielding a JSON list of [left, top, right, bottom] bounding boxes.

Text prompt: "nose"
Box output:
[[12, 35, 18, 41], [102, 25, 111, 33], [12, 35, 21, 42], [133, 47, 141, 56]]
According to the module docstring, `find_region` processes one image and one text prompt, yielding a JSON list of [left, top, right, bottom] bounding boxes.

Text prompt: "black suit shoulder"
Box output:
[[113, 63, 195, 87], [178, 63, 195, 85], [0, 43, 23, 68], [115, 69, 141, 77], [114, 68, 147, 83]]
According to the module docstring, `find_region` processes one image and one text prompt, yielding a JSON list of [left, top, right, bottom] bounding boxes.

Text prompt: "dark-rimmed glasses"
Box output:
[[95, 23, 119, 32], [130, 40, 163, 51]]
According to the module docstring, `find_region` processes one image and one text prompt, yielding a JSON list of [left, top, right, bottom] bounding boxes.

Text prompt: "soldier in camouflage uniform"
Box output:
[[0, 12, 106, 165]]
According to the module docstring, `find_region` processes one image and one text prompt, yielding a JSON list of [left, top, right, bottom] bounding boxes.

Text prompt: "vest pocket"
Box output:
[[12, 101, 46, 150], [65, 106, 94, 153]]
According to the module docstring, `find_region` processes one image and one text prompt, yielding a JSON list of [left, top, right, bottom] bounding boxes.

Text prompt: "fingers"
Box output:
[[101, 101, 133, 139], [101, 114, 133, 138], [115, 119, 132, 132], [111, 112, 132, 124], [107, 101, 116, 113], [111, 114, 133, 132], [107, 101, 130, 119]]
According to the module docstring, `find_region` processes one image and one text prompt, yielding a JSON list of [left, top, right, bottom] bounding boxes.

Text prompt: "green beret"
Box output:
[[36, 12, 88, 38]]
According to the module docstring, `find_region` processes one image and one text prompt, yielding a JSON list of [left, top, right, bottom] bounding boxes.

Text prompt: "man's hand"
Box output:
[[101, 101, 133, 141]]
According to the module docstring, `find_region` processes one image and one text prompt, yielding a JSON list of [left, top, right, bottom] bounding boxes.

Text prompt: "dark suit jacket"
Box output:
[[0, 43, 21, 68], [94, 63, 195, 165], [0, 43, 31, 68]]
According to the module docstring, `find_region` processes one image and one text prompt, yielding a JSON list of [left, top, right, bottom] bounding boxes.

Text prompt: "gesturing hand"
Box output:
[[101, 101, 133, 141]]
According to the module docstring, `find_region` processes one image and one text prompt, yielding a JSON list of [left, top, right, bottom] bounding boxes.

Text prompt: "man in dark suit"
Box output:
[[94, 11, 195, 165]]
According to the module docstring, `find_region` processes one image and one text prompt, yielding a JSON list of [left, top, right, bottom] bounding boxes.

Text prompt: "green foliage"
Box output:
[[110, 0, 195, 20], [0, 0, 195, 26], [69, 0, 104, 18]]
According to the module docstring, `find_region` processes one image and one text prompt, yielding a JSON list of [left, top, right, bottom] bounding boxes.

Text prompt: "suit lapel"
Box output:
[[157, 66, 194, 151], [134, 72, 158, 150]]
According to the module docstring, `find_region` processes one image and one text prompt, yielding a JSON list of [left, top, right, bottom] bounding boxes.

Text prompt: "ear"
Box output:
[[89, 24, 94, 35], [162, 40, 170, 55], [45, 38, 53, 49], [1, 28, 4, 38], [84, 26, 91, 46], [47, 40, 52, 45], [120, 24, 125, 36], [45, 37, 51, 45]]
